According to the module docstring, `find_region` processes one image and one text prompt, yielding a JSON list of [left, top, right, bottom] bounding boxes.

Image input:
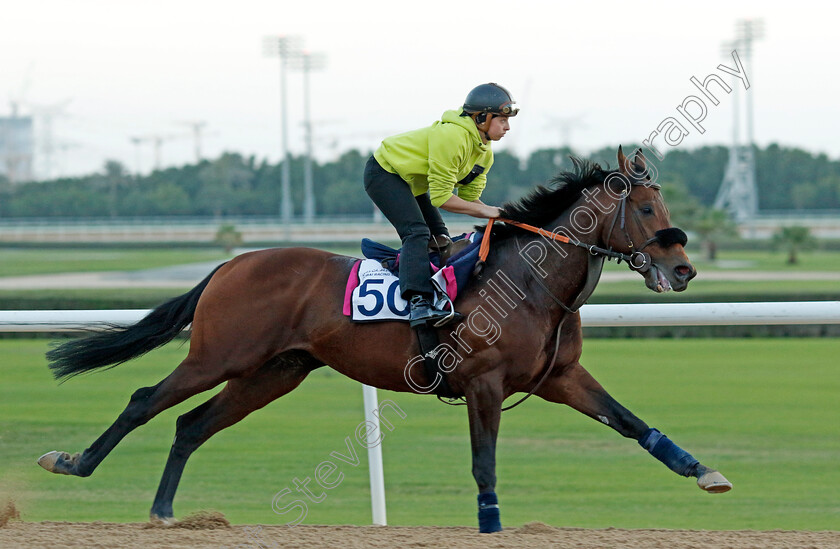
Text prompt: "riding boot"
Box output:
[[408, 294, 462, 328]]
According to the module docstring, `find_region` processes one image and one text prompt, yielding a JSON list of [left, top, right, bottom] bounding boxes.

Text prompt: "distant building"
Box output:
[[0, 115, 35, 183]]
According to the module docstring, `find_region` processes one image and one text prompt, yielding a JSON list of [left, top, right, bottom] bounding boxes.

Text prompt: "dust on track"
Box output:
[[0, 501, 21, 528], [2, 519, 839, 549]]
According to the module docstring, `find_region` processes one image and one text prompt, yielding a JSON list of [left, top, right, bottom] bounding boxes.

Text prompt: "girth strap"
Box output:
[[415, 324, 461, 399]]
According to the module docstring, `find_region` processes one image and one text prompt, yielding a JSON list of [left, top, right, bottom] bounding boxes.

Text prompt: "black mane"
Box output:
[[484, 157, 612, 240]]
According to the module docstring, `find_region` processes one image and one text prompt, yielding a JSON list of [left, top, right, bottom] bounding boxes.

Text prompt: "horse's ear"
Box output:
[[617, 145, 628, 174], [633, 148, 648, 171]]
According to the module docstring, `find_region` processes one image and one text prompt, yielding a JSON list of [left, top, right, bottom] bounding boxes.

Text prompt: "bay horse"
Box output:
[[39, 147, 731, 533]]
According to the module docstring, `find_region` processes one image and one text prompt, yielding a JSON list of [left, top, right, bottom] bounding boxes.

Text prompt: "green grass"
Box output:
[[0, 288, 194, 309], [1, 338, 838, 530], [0, 246, 363, 278], [602, 249, 840, 274], [688, 249, 840, 272], [0, 248, 231, 277], [591, 279, 840, 302], [1, 274, 836, 311], [591, 248, 840, 302], [1, 247, 838, 279], [1, 247, 838, 308]]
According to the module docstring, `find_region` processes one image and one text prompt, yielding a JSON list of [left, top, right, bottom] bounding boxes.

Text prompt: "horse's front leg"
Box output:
[[536, 361, 732, 493], [464, 374, 504, 533]]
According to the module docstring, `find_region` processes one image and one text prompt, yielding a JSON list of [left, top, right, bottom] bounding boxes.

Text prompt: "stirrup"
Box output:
[[431, 307, 456, 328], [409, 309, 460, 328], [432, 290, 461, 327]]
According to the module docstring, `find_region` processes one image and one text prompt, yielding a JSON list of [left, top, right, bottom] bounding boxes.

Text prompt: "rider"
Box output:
[[364, 83, 518, 327]]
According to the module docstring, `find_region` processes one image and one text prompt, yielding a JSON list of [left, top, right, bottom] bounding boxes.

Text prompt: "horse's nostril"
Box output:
[[675, 265, 693, 279]]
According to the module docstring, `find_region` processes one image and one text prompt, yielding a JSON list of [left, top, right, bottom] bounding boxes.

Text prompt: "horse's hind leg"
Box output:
[[535, 361, 732, 493], [150, 352, 321, 523], [38, 355, 229, 478]]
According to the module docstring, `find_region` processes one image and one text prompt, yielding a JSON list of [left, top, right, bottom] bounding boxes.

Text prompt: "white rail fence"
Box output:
[[2, 302, 839, 332], [3, 301, 839, 526]]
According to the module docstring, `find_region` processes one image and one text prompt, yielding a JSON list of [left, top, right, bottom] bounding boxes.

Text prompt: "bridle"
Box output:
[[601, 175, 659, 273]]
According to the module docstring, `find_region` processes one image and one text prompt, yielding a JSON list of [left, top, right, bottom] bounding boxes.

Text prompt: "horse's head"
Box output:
[[604, 146, 696, 292]]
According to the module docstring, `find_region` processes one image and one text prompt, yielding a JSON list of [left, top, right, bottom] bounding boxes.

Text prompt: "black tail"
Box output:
[[47, 263, 227, 381]]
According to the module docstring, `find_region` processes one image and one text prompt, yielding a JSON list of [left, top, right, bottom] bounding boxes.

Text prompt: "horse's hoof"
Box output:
[[697, 470, 732, 493], [37, 451, 74, 475], [149, 513, 178, 527]]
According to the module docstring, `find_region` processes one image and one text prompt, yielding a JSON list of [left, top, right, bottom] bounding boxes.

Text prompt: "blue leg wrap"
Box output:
[[477, 492, 502, 533], [639, 428, 699, 477]]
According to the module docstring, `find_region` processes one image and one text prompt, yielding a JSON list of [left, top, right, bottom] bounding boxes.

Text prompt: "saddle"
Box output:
[[428, 234, 475, 265], [359, 231, 484, 297]]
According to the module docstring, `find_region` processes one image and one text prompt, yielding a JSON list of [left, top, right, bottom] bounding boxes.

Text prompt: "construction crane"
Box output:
[[129, 133, 187, 173]]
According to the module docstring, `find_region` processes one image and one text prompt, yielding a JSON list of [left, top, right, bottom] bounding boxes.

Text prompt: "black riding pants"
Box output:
[[363, 156, 449, 298]]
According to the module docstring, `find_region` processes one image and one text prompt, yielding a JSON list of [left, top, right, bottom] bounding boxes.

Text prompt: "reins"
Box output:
[[478, 216, 653, 274]]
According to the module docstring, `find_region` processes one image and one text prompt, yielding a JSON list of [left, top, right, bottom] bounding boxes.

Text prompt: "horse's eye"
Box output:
[[640, 206, 654, 215]]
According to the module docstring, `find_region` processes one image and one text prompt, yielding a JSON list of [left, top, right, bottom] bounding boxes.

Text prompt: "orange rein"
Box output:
[[478, 218, 572, 263]]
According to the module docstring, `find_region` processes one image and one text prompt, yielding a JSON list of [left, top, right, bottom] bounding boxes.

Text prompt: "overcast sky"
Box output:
[[2, 0, 838, 178]]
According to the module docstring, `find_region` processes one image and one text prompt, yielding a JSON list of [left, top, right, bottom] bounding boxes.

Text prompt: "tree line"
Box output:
[[1, 144, 838, 225]]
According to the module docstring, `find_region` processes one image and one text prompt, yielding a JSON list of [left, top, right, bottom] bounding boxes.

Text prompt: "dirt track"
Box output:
[[2, 520, 839, 549]]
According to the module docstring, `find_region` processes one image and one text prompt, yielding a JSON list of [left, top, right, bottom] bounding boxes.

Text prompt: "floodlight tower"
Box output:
[[544, 115, 586, 152], [263, 35, 303, 230], [130, 136, 144, 175], [178, 120, 208, 163], [715, 19, 764, 222], [739, 19, 763, 154], [30, 99, 72, 180], [288, 51, 327, 224]]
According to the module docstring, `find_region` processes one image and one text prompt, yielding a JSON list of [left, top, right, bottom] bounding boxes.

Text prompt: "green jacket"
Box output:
[[373, 109, 494, 208]]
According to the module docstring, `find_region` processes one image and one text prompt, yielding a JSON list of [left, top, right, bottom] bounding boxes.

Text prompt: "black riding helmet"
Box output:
[[461, 83, 520, 117]]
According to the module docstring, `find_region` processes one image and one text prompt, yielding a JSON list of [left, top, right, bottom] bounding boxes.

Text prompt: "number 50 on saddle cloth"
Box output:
[[342, 232, 483, 322]]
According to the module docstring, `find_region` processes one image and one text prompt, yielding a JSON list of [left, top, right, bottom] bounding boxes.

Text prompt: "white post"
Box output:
[[362, 384, 387, 525]]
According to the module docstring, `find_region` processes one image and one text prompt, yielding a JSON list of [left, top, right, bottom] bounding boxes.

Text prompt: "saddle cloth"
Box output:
[[343, 232, 483, 322]]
